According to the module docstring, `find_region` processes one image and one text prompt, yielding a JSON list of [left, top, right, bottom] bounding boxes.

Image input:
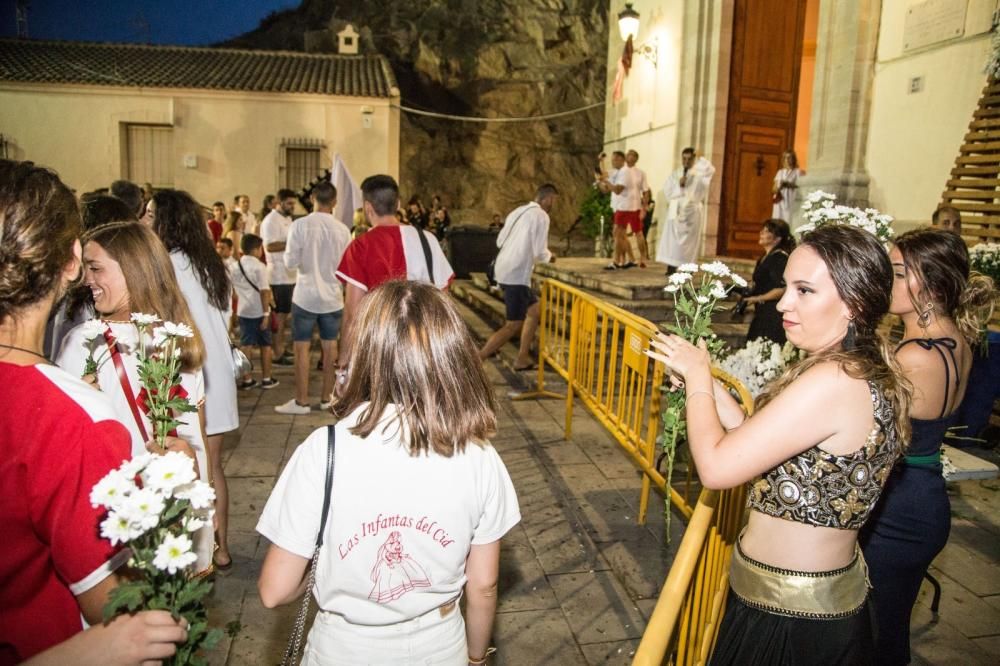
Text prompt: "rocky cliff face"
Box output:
[[224, 0, 607, 231]]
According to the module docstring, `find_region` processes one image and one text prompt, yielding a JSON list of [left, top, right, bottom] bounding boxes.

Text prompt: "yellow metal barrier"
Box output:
[[511, 277, 754, 665], [518, 279, 694, 520], [633, 369, 754, 666]]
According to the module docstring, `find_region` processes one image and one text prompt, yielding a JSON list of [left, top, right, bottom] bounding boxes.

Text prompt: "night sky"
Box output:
[[0, 0, 300, 46]]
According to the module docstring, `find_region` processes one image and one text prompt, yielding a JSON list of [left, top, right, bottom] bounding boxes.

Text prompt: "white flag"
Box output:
[[331, 153, 361, 230]]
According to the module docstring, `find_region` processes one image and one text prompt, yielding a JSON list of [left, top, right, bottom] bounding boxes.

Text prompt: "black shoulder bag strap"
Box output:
[[238, 258, 261, 293], [281, 424, 336, 666], [415, 227, 435, 284]]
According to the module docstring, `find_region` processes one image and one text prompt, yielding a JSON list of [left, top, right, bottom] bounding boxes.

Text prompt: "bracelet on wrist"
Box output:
[[468, 647, 497, 664], [686, 389, 716, 403]]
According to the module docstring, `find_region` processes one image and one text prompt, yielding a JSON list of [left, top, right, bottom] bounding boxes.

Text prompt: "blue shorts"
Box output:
[[239, 316, 272, 347], [499, 284, 538, 321], [291, 304, 343, 342]]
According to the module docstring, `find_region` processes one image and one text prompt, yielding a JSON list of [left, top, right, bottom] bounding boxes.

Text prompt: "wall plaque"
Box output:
[[903, 0, 968, 52]]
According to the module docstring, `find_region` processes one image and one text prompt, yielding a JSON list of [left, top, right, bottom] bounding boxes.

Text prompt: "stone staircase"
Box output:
[[451, 256, 756, 371]]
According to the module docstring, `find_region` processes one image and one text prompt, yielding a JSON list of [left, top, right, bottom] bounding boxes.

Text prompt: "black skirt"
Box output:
[[709, 591, 876, 666]]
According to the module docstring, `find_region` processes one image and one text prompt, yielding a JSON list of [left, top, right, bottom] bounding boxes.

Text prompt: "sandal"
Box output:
[[213, 553, 234, 572]]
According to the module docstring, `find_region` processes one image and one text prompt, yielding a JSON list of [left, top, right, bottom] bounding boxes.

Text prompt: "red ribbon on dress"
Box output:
[[104, 328, 150, 443]]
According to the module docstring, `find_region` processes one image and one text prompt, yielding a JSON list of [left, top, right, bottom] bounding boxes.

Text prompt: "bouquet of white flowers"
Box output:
[[716, 338, 805, 398], [969, 242, 1000, 286], [798, 190, 895, 244], [659, 261, 747, 537], [92, 452, 221, 664]]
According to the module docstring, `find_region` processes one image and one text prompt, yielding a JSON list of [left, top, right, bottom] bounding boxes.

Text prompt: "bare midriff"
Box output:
[[740, 510, 859, 572]]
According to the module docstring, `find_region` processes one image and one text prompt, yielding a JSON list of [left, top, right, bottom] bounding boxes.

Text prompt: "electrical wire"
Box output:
[[392, 100, 605, 123]]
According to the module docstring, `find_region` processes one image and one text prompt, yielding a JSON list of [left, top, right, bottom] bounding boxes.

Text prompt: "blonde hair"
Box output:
[[757, 225, 912, 446], [83, 222, 205, 371], [331, 280, 497, 456]]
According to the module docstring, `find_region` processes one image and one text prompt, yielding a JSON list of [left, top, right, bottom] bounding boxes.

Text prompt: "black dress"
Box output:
[[860, 337, 959, 665], [746, 249, 788, 344]]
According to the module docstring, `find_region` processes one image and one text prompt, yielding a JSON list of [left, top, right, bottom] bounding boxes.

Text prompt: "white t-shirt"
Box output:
[[610, 166, 642, 212], [285, 211, 351, 314], [257, 404, 521, 626], [260, 209, 296, 285], [493, 202, 552, 287], [230, 255, 268, 318]]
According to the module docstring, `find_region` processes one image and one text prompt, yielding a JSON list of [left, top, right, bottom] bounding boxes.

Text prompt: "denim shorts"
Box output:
[[238, 316, 272, 347], [292, 304, 343, 342]]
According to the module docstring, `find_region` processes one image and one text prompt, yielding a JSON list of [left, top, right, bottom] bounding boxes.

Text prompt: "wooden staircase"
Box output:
[[943, 78, 1000, 242]]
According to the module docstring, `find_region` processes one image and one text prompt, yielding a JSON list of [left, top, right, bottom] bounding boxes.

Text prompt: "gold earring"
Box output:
[[917, 303, 934, 329]]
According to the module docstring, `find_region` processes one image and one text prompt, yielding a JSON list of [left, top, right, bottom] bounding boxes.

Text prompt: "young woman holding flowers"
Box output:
[[647, 225, 911, 665], [0, 160, 186, 664], [861, 228, 997, 665], [56, 221, 215, 574]]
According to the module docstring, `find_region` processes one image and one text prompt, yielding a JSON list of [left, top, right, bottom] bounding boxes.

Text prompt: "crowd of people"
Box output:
[[2, 150, 998, 666]]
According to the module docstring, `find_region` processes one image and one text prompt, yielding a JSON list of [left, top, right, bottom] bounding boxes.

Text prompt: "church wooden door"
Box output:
[[719, 0, 808, 257]]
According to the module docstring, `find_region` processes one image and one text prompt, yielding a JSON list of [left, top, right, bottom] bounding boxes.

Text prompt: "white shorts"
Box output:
[[302, 601, 466, 665]]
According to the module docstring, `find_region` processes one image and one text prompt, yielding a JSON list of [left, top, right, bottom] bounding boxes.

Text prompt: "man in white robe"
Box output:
[[656, 148, 716, 272]]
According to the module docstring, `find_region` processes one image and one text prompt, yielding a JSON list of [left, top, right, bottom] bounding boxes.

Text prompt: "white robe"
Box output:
[[771, 167, 802, 223], [656, 157, 716, 267]]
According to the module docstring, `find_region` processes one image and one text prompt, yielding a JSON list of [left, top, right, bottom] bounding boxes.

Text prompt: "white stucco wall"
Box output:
[[0, 83, 399, 212], [865, 0, 996, 229], [603, 0, 686, 210]]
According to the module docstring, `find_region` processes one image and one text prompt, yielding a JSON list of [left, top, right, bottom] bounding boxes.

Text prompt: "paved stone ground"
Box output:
[[204, 351, 1000, 665]]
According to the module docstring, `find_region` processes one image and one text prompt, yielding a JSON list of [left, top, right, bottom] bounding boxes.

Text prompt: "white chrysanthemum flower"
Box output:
[[183, 514, 207, 533], [100, 511, 144, 546], [120, 453, 155, 479], [668, 271, 692, 285], [696, 295, 710, 304], [174, 480, 216, 510], [710, 285, 728, 300], [120, 487, 166, 532], [142, 452, 197, 494], [153, 533, 197, 574], [678, 263, 699, 273], [80, 319, 107, 342], [160, 321, 194, 339], [90, 470, 135, 509], [130, 313, 159, 326], [664, 284, 679, 293], [731, 274, 748, 288], [700, 261, 731, 277]]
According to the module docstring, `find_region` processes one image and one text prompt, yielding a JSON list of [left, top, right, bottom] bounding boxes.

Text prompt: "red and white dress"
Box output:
[[335, 225, 454, 293], [0, 362, 131, 664]]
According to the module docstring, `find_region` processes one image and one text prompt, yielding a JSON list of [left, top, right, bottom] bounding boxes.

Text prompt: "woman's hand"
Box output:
[[645, 333, 710, 380], [23, 611, 187, 666]]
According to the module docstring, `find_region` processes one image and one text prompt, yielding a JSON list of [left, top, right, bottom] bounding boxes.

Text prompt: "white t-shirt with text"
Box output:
[[257, 404, 521, 626]]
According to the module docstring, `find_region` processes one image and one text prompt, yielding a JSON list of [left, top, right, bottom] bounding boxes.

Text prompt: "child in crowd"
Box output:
[[230, 234, 278, 390], [216, 238, 239, 333]]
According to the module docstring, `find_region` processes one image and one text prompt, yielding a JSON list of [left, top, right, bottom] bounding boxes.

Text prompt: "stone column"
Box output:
[[795, 0, 882, 226]]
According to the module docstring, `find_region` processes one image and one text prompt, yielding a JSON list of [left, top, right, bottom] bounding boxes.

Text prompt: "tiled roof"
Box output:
[[0, 39, 398, 98]]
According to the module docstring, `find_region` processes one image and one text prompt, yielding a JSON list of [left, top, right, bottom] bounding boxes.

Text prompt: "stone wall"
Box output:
[[224, 0, 608, 232]]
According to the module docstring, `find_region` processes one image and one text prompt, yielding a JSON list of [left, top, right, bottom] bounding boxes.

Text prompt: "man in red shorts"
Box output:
[[599, 151, 644, 269]]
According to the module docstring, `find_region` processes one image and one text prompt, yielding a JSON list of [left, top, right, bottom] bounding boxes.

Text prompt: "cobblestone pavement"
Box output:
[[205, 353, 1000, 665]]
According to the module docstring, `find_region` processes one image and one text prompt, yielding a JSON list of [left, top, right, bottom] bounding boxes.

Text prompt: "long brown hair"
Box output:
[[331, 280, 497, 456], [0, 160, 80, 322], [757, 225, 913, 445], [83, 222, 205, 371], [894, 227, 996, 345]]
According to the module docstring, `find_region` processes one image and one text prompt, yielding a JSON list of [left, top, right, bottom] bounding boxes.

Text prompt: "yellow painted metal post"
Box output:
[[563, 296, 581, 439]]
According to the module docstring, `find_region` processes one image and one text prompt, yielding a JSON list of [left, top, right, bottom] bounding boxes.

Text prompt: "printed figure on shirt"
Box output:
[[369, 531, 431, 603]]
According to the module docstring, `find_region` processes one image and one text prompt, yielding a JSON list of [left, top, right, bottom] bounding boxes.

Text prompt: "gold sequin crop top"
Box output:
[[747, 381, 901, 530]]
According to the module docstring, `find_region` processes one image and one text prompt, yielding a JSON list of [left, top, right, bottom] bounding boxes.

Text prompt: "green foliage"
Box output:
[[579, 184, 613, 240]]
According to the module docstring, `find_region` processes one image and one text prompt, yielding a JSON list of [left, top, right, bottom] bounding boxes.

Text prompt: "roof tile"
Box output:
[[0, 39, 397, 98]]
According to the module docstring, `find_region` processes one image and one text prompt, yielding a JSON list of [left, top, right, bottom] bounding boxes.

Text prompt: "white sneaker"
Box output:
[[275, 399, 311, 415], [319, 399, 332, 411]]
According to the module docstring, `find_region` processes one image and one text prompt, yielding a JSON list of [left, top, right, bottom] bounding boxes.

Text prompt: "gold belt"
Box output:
[[729, 539, 870, 619]]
